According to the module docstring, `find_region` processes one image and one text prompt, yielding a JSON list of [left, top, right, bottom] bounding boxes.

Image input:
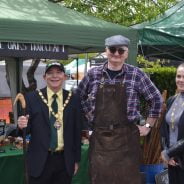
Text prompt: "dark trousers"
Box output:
[[168, 165, 184, 184], [29, 152, 72, 184]]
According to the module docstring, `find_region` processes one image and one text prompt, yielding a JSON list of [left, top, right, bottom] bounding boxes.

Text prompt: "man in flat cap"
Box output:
[[77, 35, 163, 184], [17, 62, 83, 184]]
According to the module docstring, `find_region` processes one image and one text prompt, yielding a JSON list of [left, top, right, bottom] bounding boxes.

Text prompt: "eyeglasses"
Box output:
[[108, 47, 127, 55]]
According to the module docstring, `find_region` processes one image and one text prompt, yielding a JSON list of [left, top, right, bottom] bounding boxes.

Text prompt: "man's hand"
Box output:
[[18, 115, 29, 129], [137, 117, 158, 136], [137, 125, 151, 136]]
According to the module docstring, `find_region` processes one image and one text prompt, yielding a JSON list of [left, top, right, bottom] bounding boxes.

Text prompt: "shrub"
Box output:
[[143, 67, 176, 98]]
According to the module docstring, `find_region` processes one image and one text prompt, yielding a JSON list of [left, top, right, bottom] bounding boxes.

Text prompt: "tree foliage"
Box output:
[[50, 0, 180, 26]]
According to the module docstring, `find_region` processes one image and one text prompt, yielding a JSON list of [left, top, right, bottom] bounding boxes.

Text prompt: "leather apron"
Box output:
[[89, 80, 141, 184]]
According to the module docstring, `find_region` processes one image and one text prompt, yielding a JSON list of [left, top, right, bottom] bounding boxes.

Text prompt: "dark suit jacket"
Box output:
[[22, 87, 82, 177]]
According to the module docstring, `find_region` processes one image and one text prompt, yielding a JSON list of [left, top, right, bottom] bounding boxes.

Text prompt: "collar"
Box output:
[[102, 61, 127, 75], [47, 87, 62, 102]]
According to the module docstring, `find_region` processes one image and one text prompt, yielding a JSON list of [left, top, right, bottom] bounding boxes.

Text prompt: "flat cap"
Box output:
[[105, 35, 130, 47], [45, 62, 65, 74]]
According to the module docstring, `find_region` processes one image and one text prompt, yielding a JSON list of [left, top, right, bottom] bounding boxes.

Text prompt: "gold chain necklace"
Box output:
[[37, 90, 72, 129], [171, 94, 184, 130]]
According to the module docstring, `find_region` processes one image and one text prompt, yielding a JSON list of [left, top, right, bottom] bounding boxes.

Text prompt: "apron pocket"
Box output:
[[94, 127, 128, 152]]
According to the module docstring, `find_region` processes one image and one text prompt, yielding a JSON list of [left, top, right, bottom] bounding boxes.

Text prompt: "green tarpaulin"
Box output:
[[132, 1, 184, 60], [0, 0, 138, 64]]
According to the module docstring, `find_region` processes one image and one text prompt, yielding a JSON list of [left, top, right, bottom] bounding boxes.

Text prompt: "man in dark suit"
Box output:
[[18, 62, 82, 184]]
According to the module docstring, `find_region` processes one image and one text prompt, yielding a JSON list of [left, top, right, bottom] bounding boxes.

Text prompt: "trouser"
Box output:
[[29, 152, 71, 184]]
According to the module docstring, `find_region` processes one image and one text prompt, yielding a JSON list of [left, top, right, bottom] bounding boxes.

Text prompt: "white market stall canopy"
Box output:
[[65, 59, 90, 74], [0, 61, 46, 97]]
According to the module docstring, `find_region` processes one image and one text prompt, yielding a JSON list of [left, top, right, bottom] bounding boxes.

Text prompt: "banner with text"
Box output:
[[0, 42, 68, 59]]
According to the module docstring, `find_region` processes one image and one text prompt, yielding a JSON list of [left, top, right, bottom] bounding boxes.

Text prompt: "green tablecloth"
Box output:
[[0, 145, 24, 184], [72, 144, 90, 184], [0, 144, 89, 184]]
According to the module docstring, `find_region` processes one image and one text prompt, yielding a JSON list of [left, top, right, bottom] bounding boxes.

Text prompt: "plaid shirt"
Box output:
[[77, 62, 163, 123]]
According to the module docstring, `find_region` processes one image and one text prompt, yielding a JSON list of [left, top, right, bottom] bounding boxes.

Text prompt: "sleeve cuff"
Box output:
[[162, 150, 170, 161]]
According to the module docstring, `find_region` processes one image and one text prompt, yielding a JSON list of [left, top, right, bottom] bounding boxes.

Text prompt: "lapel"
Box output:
[[63, 89, 69, 130], [63, 89, 69, 104], [39, 87, 50, 125]]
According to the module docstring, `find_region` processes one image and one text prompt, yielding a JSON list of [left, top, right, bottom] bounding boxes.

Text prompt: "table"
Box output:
[[0, 144, 89, 184], [0, 145, 24, 184], [72, 144, 90, 184]]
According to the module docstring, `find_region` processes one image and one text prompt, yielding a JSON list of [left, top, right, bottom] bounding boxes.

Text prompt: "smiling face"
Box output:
[[106, 46, 128, 69], [176, 66, 184, 93], [43, 66, 65, 93]]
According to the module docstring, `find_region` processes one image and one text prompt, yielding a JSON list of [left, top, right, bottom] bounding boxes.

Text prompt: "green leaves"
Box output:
[[143, 67, 176, 98], [50, 0, 179, 26]]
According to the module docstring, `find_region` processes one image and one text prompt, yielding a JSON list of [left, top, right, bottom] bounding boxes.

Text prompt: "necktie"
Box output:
[[50, 94, 58, 151]]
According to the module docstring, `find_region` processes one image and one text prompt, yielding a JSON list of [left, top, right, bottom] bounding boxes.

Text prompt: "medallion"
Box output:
[[37, 90, 72, 131], [54, 120, 62, 130]]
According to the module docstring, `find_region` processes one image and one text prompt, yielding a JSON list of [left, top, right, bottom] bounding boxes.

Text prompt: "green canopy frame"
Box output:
[[0, 0, 138, 64], [0, 0, 138, 124], [133, 1, 184, 61]]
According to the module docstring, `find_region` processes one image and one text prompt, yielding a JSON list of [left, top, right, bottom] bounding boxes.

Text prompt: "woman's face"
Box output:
[[176, 66, 184, 92]]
